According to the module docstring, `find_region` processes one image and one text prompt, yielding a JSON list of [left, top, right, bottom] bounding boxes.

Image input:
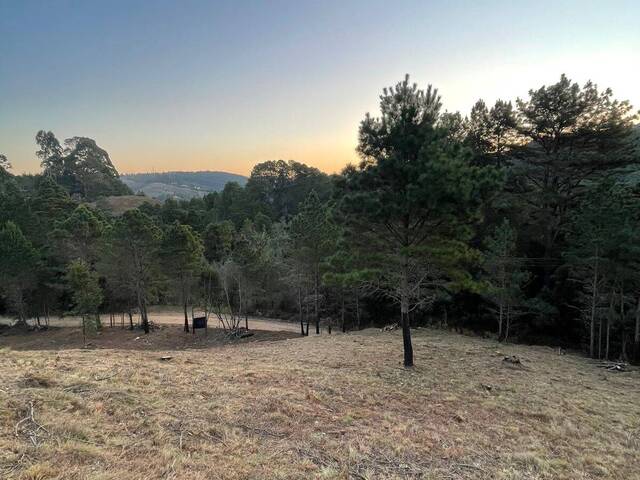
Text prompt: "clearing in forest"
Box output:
[[0, 324, 639, 480]]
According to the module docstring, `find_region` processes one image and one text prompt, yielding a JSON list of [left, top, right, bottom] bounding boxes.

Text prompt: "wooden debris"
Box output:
[[14, 401, 48, 447], [160, 356, 173, 361], [596, 362, 627, 372], [225, 327, 254, 339], [381, 323, 399, 332]]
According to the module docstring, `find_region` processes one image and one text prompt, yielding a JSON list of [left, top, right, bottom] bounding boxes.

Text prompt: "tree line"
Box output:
[[1, 74, 639, 367]]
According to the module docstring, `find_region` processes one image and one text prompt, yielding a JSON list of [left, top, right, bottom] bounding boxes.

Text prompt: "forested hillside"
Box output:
[[1, 74, 639, 366], [121, 171, 248, 200]]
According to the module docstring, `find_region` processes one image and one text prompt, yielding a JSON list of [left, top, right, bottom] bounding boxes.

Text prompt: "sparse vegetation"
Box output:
[[1, 319, 638, 479]]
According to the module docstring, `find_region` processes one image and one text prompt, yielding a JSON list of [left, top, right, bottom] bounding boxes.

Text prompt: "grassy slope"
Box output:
[[1, 326, 639, 480]]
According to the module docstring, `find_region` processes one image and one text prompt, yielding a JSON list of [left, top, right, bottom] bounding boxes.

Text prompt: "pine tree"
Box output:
[[566, 181, 640, 358], [100, 210, 161, 334], [338, 75, 501, 366], [512, 75, 638, 293], [66, 260, 103, 345], [290, 191, 337, 334], [160, 222, 204, 332], [0, 222, 40, 323], [482, 219, 529, 341], [53, 204, 105, 264]]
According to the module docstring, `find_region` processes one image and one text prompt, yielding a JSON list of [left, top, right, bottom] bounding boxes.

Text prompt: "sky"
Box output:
[[1, 0, 639, 176]]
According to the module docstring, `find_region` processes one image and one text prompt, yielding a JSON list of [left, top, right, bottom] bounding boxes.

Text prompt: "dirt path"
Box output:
[[1, 307, 300, 333]]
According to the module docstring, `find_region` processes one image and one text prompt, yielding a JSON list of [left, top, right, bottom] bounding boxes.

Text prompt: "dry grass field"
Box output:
[[1, 319, 639, 480]]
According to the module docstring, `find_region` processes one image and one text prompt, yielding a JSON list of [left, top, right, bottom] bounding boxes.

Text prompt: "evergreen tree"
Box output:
[[66, 259, 103, 344], [338, 75, 501, 366], [482, 219, 529, 341], [466, 99, 518, 166], [512, 75, 637, 291], [160, 222, 204, 332], [566, 181, 640, 358], [0, 222, 40, 323], [100, 210, 161, 333], [29, 176, 76, 245], [53, 204, 105, 264], [0, 153, 11, 172], [246, 160, 332, 220], [290, 190, 337, 334], [203, 221, 235, 263], [323, 239, 370, 333]]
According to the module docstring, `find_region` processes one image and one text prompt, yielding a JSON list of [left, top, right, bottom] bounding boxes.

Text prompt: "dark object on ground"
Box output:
[[136, 320, 160, 331], [192, 308, 208, 335], [597, 362, 628, 372], [502, 355, 524, 368], [381, 323, 399, 332], [160, 356, 173, 361], [192, 316, 207, 331]]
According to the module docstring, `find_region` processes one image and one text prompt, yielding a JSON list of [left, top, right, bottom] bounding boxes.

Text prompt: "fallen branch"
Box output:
[[94, 369, 120, 381], [14, 401, 48, 447], [596, 362, 628, 372]]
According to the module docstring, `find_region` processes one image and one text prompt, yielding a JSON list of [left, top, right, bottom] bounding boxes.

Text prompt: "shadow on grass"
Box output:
[[0, 324, 301, 352]]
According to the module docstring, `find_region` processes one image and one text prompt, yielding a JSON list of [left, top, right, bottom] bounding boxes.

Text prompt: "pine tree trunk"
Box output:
[[298, 287, 305, 336], [183, 299, 189, 333], [355, 293, 360, 330], [15, 291, 26, 325], [598, 317, 603, 359], [589, 251, 599, 357], [314, 266, 320, 335], [505, 303, 511, 342], [620, 287, 627, 361], [143, 305, 150, 334], [634, 297, 640, 364], [606, 318, 610, 361], [341, 291, 346, 333], [498, 302, 503, 341], [401, 258, 414, 368], [305, 301, 310, 336], [238, 281, 243, 329], [139, 293, 149, 334], [606, 289, 614, 360]]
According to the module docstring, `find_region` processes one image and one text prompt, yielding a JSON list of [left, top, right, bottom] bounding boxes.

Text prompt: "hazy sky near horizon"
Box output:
[[1, 0, 639, 176]]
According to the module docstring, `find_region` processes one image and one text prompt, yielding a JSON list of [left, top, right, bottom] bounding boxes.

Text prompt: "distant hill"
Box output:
[[90, 195, 161, 216], [121, 171, 247, 200]]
